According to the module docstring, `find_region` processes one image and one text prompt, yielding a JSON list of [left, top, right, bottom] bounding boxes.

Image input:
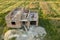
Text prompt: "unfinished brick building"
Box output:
[[5, 7, 38, 28]]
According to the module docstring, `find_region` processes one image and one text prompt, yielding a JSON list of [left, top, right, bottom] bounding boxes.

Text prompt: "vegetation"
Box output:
[[0, 0, 60, 40], [9, 37, 16, 40]]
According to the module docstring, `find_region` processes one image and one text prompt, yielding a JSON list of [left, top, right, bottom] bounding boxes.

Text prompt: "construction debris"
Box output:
[[4, 26, 47, 40]]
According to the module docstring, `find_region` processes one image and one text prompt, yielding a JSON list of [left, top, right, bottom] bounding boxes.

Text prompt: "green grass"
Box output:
[[9, 37, 16, 40], [38, 9, 60, 40]]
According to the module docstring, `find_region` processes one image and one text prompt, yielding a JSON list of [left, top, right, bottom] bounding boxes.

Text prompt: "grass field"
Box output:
[[0, 0, 60, 40]]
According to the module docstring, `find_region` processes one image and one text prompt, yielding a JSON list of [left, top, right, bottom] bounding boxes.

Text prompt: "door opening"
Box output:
[[11, 22, 16, 25], [30, 21, 36, 25]]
